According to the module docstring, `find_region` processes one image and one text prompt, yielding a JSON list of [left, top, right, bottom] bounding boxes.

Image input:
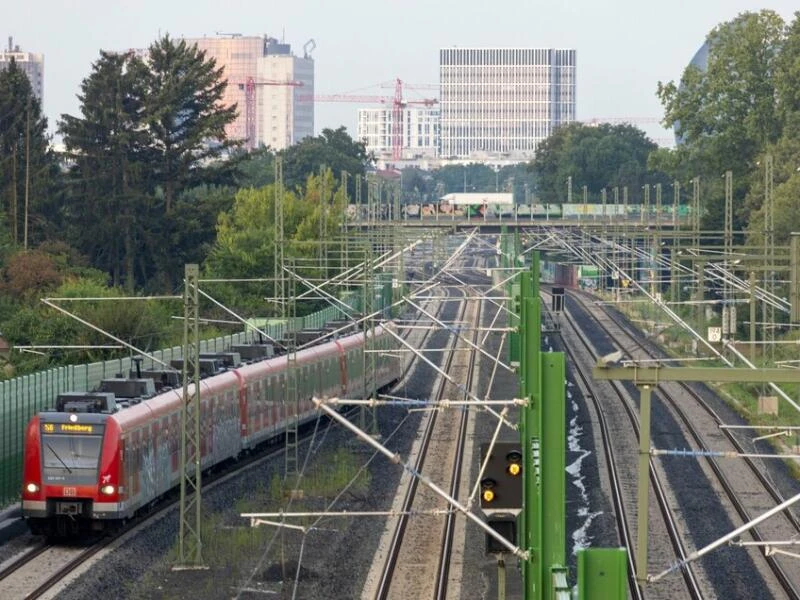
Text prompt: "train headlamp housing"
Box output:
[[100, 484, 115, 496], [25, 482, 40, 494]]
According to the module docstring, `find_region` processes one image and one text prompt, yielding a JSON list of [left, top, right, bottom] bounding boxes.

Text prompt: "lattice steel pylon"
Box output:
[[360, 240, 379, 436], [274, 157, 284, 315], [175, 264, 206, 569], [284, 256, 300, 479]]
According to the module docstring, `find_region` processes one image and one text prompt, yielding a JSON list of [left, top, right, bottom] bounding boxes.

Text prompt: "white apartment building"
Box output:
[[439, 47, 576, 160], [257, 38, 314, 150], [0, 37, 44, 101], [357, 106, 440, 160]]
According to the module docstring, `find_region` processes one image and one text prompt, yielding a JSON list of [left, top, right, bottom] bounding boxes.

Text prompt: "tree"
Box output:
[[0, 58, 55, 248], [60, 51, 150, 290], [60, 36, 240, 291], [144, 35, 239, 213], [657, 11, 786, 177], [529, 123, 661, 203], [655, 11, 800, 234], [281, 127, 370, 192]]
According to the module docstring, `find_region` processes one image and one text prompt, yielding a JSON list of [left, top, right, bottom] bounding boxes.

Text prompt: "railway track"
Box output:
[[569, 288, 800, 599], [556, 286, 800, 599], [374, 271, 491, 600], [543, 287, 701, 599]]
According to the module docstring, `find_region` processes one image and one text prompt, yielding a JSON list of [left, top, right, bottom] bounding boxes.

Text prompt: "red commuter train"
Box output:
[[21, 325, 397, 536]]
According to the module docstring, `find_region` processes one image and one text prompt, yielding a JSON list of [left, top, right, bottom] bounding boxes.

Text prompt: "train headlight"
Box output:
[[100, 485, 115, 496], [25, 482, 39, 494]]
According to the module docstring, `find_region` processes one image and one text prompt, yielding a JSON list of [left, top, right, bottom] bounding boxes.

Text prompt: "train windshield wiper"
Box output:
[[46, 443, 72, 474]]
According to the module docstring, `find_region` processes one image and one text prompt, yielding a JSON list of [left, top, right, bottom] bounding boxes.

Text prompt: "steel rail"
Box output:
[[549, 288, 703, 599], [575, 288, 800, 599]]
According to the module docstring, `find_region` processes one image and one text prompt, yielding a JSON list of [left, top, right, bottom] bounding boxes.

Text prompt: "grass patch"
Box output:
[[604, 289, 800, 480], [125, 447, 371, 598]]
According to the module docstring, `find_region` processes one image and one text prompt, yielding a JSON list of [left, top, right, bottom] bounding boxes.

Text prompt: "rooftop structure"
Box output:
[[0, 37, 44, 101]]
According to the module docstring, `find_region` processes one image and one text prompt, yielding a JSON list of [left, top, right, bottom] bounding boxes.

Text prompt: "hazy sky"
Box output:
[[5, 1, 799, 147]]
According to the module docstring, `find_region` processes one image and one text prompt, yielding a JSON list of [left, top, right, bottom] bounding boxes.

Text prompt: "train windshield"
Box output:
[[41, 429, 104, 485]]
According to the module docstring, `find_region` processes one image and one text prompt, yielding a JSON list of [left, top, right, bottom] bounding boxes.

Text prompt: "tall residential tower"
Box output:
[[1, 37, 44, 101], [439, 47, 576, 160], [184, 34, 314, 150]]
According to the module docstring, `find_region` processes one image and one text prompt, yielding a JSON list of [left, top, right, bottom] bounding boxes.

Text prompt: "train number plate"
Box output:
[[63, 487, 77, 497], [56, 502, 82, 515]]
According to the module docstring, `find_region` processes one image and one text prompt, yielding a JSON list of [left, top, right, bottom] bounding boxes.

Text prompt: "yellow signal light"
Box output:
[[507, 463, 521, 476], [482, 488, 495, 503]]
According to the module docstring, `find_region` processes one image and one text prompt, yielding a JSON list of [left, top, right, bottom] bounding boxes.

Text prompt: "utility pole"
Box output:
[[11, 142, 18, 245], [176, 264, 205, 569], [24, 97, 30, 251]]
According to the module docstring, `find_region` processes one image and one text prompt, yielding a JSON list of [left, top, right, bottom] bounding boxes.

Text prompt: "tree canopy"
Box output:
[[529, 123, 662, 203], [0, 58, 55, 249], [60, 36, 238, 290], [655, 10, 800, 237]]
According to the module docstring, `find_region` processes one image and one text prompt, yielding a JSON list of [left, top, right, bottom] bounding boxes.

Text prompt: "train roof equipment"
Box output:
[[229, 343, 275, 361], [170, 357, 224, 378], [200, 351, 242, 369], [54, 391, 118, 414], [96, 378, 156, 407]]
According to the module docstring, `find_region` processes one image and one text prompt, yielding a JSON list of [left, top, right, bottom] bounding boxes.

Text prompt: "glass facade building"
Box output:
[[439, 48, 576, 160]]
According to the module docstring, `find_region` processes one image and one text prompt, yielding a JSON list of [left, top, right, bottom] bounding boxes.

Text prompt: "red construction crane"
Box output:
[[236, 77, 304, 150], [301, 78, 438, 160]]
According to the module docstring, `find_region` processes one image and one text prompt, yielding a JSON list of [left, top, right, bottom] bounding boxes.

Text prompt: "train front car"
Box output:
[[22, 393, 123, 537]]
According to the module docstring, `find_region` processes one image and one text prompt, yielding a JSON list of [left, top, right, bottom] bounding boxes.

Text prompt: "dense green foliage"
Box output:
[[656, 9, 800, 240], [60, 37, 239, 291], [0, 58, 57, 249], [529, 123, 665, 204], [0, 34, 370, 378]]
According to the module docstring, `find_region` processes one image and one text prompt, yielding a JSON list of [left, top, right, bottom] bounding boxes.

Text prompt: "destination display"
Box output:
[[41, 422, 103, 435]]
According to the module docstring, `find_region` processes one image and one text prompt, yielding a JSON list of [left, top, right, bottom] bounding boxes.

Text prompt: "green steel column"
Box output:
[[577, 548, 628, 600], [635, 385, 653, 584], [521, 295, 541, 598], [541, 348, 566, 598], [750, 271, 757, 363]]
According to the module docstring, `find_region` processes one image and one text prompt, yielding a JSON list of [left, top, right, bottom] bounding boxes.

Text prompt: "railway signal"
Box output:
[[480, 442, 523, 553]]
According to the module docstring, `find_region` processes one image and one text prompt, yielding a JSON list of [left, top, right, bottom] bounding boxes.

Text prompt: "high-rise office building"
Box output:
[[256, 37, 314, 150], [439, 48, 576, 160], [0, 37, 44, 101], [357, 106, 440, 159], [184, 35, 314, 150]]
